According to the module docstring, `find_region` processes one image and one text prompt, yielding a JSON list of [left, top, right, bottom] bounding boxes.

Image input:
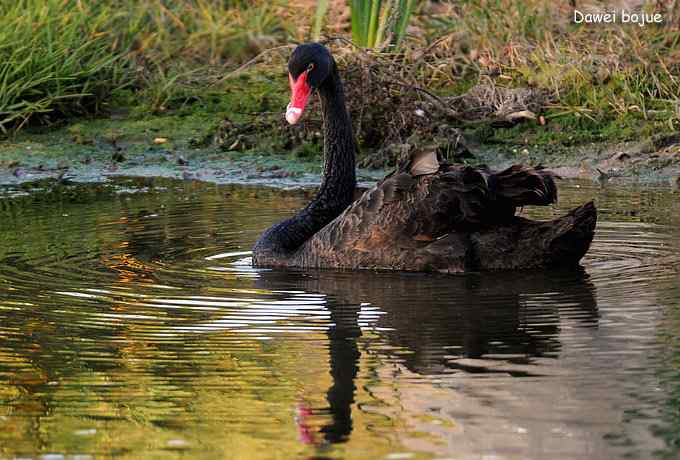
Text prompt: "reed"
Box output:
[[312, 0, 330, 41], [350, 0, 418, 48]]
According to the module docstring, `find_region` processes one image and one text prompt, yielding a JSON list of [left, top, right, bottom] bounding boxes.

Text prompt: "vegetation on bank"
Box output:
[[1, 0, 679, 169], [0, 0, 293, 132]]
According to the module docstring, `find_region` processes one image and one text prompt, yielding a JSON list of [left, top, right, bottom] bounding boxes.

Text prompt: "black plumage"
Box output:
[[252, 43, 596, 272]]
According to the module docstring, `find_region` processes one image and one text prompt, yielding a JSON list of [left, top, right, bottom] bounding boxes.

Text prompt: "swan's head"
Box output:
[[285, 43, 333, 125]]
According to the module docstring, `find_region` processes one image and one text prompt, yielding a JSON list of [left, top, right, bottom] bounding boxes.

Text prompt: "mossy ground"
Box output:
[[2, 65, 678, 187], [0, 71, 372, 186]]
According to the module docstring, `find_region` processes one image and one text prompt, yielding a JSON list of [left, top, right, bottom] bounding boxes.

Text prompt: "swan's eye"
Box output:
[[307, 63, 314, 73]]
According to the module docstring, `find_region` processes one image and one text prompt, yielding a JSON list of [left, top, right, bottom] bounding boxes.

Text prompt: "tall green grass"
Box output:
[[0, 0, 134, 132], [350, 0, 418, 49], [0, 0, 290, 134]]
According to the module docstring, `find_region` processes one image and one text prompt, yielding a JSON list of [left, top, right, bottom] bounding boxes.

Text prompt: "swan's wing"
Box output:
[[410, 164, 557, 236], [290, 165, 558, 269], [288, 172, 424, 267], [484, 164, 557, 207]]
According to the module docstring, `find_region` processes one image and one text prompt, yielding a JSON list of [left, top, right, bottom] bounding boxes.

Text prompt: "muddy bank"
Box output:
[[0, 122, 385, 189], [473, 133, 680, 185], [1, 120, 679, 190]]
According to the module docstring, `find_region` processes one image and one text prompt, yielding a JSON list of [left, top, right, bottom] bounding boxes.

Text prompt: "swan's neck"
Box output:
[[315, 65, 357, 218], [253, 64, 356, 261]]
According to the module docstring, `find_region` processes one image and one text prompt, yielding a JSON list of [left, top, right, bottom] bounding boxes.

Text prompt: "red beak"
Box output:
[[286, 71, 311, 125]]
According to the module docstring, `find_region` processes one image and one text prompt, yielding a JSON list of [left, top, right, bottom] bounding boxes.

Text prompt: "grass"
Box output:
[[0, 0, 133, 132], [420, 1, 680, 143], [0, 0, 292, 132], [350, 0, 418, 48], [1, 0, 679, 168]]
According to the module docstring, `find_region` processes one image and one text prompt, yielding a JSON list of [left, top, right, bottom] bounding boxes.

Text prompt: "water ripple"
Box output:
[[0, 178, 678, 459]]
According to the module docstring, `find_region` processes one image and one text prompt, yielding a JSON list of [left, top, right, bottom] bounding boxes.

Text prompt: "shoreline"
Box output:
[[1, 134, 678, 190], [2, 76, 679, 190]]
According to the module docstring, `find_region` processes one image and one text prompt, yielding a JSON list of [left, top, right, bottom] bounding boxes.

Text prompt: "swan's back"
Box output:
[[285, 164, 594, 272]]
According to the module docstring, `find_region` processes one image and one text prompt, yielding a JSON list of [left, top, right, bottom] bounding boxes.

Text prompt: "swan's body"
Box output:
[[252, 43, 596, 272]]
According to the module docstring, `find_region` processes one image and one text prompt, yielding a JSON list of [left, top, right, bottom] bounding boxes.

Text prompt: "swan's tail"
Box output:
[[490, 164, 557, 207], [543, 200, 597, 266], [473, 201, 597, 270]]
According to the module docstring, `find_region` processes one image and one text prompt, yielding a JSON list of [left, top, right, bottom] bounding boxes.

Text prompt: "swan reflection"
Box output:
[[256, 268, 598, 448]]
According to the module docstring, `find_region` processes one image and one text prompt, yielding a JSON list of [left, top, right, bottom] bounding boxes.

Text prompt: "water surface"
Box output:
[[0, 178, 679, 459]]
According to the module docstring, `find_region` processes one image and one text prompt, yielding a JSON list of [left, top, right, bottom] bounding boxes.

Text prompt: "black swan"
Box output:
[[252, 43, 597, 272]]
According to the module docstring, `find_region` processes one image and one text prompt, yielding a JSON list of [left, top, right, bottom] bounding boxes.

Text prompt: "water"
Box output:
[[0, 177, 679, 460]]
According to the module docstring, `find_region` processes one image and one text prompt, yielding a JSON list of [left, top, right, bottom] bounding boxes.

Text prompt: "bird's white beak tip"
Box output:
[[286, 103, 302, 125]]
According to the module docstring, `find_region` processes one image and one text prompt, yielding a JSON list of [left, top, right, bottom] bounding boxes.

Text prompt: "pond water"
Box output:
[[0, 177, 678, 460]]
